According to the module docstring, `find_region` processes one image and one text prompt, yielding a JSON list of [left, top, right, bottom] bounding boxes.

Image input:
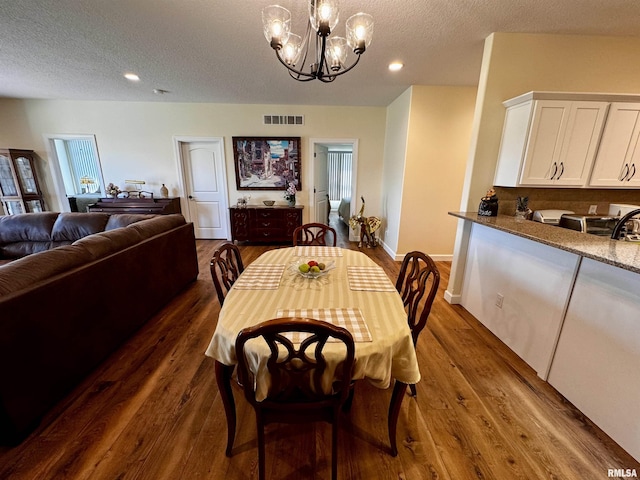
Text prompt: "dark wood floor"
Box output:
[[0, 214, 637, 479]]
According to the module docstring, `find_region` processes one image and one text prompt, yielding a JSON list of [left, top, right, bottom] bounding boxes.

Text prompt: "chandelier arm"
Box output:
[[317, 33, 330, 79], [288, 69, 317, 82], [317, 53, 362, 82], [274, 49, 316, 79]]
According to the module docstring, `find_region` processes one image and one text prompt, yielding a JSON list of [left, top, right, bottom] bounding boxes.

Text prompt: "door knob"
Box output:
[[188, 195, 194, 199]]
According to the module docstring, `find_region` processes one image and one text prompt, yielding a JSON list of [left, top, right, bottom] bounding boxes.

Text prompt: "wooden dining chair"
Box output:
[[235, 317, 355, 480], [396, 251, 440, 397], [293, 222, 337, 246], [210, 242, 244, 306]]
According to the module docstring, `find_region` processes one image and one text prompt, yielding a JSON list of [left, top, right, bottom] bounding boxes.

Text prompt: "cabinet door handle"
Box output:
[[549, 162, 558, 180], [620, 164, 630, 181], [557, 162, 564, 179], [628, 163, 636, 181]]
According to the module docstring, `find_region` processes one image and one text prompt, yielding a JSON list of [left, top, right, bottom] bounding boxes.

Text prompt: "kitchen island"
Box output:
[[448, 212, 640, 462], [449, 212, 640, 273]]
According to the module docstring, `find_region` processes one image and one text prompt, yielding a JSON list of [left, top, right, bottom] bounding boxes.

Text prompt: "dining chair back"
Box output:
[[210, 242, 244, 306], [235, 317, 355, 480], [293, 222, 337, 246], [395, 251, 440, 396]]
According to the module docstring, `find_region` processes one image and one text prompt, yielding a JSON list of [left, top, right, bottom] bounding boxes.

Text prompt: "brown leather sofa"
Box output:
[[0, 212, 199, 444]]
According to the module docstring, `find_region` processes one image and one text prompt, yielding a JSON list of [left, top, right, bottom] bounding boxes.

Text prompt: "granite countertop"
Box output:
[[449, 212, 640, 275]]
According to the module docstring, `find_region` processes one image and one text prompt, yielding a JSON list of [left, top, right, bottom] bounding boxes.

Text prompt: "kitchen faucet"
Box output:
[[610, 208, 640, 240]]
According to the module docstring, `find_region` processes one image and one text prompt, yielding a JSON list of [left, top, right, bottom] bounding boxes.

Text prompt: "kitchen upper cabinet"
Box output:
[[588, 102, 640, 188], [494, 95, 608, 187]]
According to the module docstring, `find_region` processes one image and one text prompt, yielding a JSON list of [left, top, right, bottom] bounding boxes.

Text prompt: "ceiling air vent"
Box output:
[[263, 114, 304, 126]]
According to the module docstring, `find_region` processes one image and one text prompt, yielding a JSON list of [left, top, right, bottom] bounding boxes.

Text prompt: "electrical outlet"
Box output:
[[495, 293, 504, 309], [589, 205, 597, 214]]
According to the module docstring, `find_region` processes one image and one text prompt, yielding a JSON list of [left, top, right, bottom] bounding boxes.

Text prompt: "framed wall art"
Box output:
[[232, 137, 301, 190]]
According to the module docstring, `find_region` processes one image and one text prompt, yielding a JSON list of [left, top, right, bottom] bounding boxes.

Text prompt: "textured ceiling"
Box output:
[[1, 0, 640, 106]]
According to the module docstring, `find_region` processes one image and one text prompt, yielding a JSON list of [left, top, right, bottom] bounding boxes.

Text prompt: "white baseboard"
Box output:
[[378, 241, 453, 263], [444, 290, 462, 304], [429, 254, 453, 262]]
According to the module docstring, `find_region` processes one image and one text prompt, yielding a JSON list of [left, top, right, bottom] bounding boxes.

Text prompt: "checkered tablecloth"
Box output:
[[347, 266, 396, 291], [233, 264, 285, 290], [275, 308, 372, 343], [293, 246, 343, 257]]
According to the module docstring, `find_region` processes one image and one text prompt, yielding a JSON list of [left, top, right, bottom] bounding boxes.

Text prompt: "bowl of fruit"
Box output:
[[294, 259, 335, 279]]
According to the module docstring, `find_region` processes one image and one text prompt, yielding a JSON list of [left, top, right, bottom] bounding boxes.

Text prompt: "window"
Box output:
[[51, 136, 104, 197]]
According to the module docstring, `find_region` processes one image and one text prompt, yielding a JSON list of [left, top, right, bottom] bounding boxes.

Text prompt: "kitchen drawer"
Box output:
[[253, 228, 282, 240], [255, 209, 281, 220]]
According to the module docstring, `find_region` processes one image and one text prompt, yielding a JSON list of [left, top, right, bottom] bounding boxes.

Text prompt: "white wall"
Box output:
[[380, 87, 412, 256], [4, 99, 386, 221], [398, 85, 476, 259]]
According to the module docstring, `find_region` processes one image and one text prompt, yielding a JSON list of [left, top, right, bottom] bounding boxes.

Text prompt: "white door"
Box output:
[[314, 144, 329, 225], [181, 140, 229, 239]]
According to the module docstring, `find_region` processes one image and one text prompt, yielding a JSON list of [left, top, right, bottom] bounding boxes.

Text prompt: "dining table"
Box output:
[[205, 245, 421, 456]]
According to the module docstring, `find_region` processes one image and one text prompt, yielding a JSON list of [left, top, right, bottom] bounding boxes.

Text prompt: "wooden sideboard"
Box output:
[[88, 197, 181, 215], [230, 205, 303, 243]]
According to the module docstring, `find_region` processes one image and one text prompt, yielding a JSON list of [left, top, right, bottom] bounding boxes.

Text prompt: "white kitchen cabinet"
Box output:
[[589, 102, 640, 188], [460, 223, 580, 378], [548, 258, 640, 461], [494, 94, 608, 187]]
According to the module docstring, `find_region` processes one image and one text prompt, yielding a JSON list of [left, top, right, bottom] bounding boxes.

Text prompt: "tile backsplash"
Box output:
[[494, 187, 640, 216]]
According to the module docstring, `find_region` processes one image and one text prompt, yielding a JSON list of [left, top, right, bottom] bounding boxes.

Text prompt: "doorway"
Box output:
[[175, 137, 230, 240], [309, 138, 358, 241], [44, 134, 105, 212]]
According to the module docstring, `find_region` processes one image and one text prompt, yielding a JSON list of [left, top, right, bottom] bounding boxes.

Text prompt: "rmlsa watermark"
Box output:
[[608, 469, 638, 478]]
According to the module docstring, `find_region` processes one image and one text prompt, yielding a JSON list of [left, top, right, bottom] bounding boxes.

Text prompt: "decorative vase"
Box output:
[[287, 197, 296, 207], [160, 183, 169, 198]]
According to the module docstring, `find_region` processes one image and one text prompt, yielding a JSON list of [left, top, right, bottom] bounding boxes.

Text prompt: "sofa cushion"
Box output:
[[0, 245, 94, 297], [0, 213, 59, 243], [72, 227, 144, 260], [127, 214, 186, 239], [51, 212, 110, 242], [105, 214, 155, 230], [0, 213, 60, 258]]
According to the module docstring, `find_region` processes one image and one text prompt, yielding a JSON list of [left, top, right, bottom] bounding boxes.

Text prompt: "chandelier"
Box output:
[[261, 1, 374, 83]]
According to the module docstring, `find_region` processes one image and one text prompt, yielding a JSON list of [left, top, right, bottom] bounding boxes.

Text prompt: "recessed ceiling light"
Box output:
[[388, 62, 403, 72], [124, 73, 140, 81]]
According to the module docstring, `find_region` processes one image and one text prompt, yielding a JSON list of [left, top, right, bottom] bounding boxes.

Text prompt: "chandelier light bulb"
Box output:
[[319, 4, 332, 21], [328, 37, 347, 72], [262, 5, 291, 48], [282, 33, 303, 65], [309, 0, 339, 34], [346, 12, 373, 54]]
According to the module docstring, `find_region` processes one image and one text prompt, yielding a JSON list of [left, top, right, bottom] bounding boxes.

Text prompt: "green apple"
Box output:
[[310, 265, 320, 273], [299, 263, 310, 273]]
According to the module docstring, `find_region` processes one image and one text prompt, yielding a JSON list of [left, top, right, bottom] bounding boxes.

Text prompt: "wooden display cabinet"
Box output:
[[230, 205, 303, 244], [0, 149, 46, 215]]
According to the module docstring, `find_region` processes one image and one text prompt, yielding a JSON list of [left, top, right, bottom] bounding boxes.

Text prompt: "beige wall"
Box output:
[[381, 87, 412, 254], [448, 32, 640, 301], [398, 85, 477, 258], [3, 99, 386, 221], [0, 99, 33, 147]]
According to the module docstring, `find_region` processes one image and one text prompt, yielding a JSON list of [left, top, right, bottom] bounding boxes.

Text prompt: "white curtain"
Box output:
[[327, 151, 352, 201]]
